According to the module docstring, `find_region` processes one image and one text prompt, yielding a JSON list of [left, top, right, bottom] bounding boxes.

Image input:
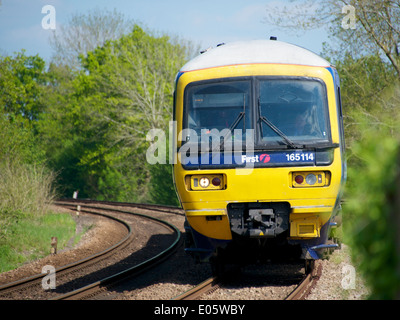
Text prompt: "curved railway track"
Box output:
[[0, 200, 182, 300], [0, 199, 325, 301]]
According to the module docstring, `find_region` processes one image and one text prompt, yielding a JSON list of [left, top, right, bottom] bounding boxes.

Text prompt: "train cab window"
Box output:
[[184, 80, 252, 144], [258, 79, 330, 147]]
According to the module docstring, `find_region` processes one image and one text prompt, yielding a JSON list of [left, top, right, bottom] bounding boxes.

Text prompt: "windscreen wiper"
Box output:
[[212, 111, 245, 152], [259, 115, 298, 149], [227, 111, 245, 133]]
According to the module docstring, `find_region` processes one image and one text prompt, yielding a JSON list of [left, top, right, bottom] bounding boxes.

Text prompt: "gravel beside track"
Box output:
[[0, 201, 369, 300]]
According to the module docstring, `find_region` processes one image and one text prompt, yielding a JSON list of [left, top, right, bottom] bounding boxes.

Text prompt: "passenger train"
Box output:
[[172, 39, 346, 271]]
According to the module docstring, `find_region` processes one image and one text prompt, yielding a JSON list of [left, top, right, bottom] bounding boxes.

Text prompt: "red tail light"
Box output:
[[212, 177, 221, 186], [295, 175, 304, 184]]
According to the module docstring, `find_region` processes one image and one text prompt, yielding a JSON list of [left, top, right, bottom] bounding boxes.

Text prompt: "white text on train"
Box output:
[[241, 155, 259, 163]]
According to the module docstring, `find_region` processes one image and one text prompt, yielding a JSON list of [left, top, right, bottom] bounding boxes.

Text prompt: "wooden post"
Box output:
[[51, 237, 58, 255], [73, 191, 80, 216]]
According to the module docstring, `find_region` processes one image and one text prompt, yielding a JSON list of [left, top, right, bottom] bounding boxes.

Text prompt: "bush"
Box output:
[[148, 163, 180, 206], [0, 159, 57, 249], [344, 108, 400, 299], [0, 159, 56, 219]]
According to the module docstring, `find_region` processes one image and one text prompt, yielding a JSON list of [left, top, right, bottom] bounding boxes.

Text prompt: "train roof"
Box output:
[[180, 39, 332, 72]]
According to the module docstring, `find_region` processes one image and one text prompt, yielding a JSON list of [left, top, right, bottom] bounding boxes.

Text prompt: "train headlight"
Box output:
[[187, 174, 225, 191], [199, 177, 210, 188], [292, 171, 330, 188]]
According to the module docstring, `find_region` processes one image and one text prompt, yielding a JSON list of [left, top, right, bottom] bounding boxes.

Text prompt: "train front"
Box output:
[[173, 40, 346, 265]]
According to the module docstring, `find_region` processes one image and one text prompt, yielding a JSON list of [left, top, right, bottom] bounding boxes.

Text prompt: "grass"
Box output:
[[0, 159, 56, 217], [0, 212, 78, 273], [0, 154, 75, 273]]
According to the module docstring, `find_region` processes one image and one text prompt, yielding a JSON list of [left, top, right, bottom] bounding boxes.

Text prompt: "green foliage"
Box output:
[[0, 51, 46, 125], [0, 107, 55, 225], [340, 73, 400, 298], [0, 114, 44, 165], [0, 52, 57, 246], [337, 55, 397, 113], [148, 164, 180, 206], [343, 113, 400, 299], [38, 24, 191, 202], [333, 50, 400, 298], [335, 54, 398, 148], [0, 158, 56, 218]]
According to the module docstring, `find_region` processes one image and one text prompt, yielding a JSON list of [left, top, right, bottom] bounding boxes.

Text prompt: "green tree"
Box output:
[[0, 50, 48, 166], [0, 52, 56, 229], [344, 103, 400, 299], [335, 54, 398, 146], [0, 51, 46, 126], [40, 25, 192, 204], [77, 25, 190, 203]]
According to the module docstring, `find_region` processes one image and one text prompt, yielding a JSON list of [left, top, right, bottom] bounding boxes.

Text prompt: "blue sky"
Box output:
[[0, 0, 329, 63]]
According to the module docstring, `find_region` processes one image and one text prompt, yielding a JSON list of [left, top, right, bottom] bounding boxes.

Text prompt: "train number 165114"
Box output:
[[285, 152, 314, 162]]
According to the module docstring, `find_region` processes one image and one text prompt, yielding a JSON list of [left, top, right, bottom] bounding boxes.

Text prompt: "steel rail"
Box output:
[[174, 261, 322, 301], [285, 261, 322, 300], [56, 198, 184, 215], [52, 202, 182, 300], [173, 277, 220, 300]]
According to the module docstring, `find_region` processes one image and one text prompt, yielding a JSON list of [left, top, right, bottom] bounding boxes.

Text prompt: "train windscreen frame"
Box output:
[[182, 77, 332, 150]]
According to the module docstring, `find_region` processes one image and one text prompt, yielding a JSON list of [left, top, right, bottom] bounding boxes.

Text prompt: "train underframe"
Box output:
[[184, 201, 339, 274]]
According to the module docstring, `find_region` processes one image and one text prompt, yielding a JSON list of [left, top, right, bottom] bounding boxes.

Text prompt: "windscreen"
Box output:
[[182, 78, 330, 148], [258, 79, 330, 146], [184, 80, 252, 143]]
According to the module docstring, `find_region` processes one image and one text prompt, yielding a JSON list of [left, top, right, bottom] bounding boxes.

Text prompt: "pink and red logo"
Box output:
[[259, 154, 271, 163]]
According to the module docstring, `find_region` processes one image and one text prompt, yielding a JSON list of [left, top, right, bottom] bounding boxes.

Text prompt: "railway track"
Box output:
[[174, 261, 322, 301], [0, 200, 182, 300], [174, 277, 220, 300], [0, 199, 325, 301], [57, 198, 184, 215], [285, 260, 322, 300]]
